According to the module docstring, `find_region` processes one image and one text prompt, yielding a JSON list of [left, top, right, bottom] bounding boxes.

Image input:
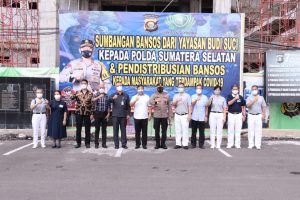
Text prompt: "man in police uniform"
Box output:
[[149, 83, 172, 149], [59, 39, 111, 92]]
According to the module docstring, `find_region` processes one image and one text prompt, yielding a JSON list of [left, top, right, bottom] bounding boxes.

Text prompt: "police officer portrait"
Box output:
[[59, 39, 112, 93]]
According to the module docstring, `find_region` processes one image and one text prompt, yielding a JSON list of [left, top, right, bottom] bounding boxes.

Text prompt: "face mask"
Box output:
[[54, 95, 61, 101], [232, 90, 238, 95], [214, 90, 221, 95], [116, 86, 122, 92], [157, 87, 163, 93], [138, 89, 144, 95], [196, 89, 202, 95], [252, 90, 258, 96], [178, 88, 184, 93], [99, 88, 105, 93], [81, 84, 87, 90], [36, 93, 43, 99], [81, 50, 92, 58]]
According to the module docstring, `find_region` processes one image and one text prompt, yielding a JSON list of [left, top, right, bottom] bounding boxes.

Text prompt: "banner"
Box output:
[[266, 50, 300, 102], [59, 11, 244, 109]]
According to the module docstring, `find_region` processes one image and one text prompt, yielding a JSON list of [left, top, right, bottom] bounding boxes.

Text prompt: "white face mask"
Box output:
[[252, 90, 258, 96], [214, 90, 221, 95], [232, 90, 238, 95], [99, 88, 105, 94], [54, 95, 61, 101], [36, 93, 43, 99], [116, 86, 122, 92], [138, 89, 144, 95], [196, 89, 202, 95], [81, 84, 87, 90], [178, 87, 184, 93]]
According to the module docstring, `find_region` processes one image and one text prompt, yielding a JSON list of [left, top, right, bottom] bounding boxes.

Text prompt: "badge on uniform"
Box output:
[[121, 101, 124, 106], [59, 104, 64, 108]]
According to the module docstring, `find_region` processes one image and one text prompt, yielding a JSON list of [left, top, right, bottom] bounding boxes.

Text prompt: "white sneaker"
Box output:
[[248, 146, 254, 149], [256, 147, 261, 150], [235, 146, 241, 149], [216, 146, 221, 149], [210, 146, 215, 149], [226, 146, 232, 149], [41, 144, 46, 148], [32, 145, 38, 149]]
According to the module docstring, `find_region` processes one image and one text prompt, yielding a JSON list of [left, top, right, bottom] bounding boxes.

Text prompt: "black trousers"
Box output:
[[94, 111, 108, 146], [191, 120, 206, 147], [112, 116, 127, 147], [75, 114, 91, 146], [134, 118, 148, 147], [153, 117, 168, 147]]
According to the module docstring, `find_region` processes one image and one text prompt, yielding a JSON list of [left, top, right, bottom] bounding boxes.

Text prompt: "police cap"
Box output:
[[80, 39, 94, 48]]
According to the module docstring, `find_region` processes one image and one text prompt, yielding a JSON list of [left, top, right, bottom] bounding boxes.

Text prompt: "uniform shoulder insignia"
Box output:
[[65, 63, 72, 69], [99, 62, 110, 80]]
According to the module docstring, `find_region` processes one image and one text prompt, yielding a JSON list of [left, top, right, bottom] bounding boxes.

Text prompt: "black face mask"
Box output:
[[81, 50, 92, 58], [157, 87, 163, 93]]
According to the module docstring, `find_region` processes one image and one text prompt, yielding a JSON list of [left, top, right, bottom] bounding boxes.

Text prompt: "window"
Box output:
[[0, 56, 10, 63], [28, 2, 37, 10], [201, 0, 213, 13], [31, 57, 39, 64], [12, 1, 20, 8]]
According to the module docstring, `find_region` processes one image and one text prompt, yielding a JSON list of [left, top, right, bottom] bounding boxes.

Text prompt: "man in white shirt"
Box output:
[[173, 83, 192, 149], [130, 85, 151, 149], [246, 85, 267, 150], [191, 84, 208, 149]]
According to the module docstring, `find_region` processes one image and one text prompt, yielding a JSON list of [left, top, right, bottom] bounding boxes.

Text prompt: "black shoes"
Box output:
[[74, 144, 81, 148], [199, 146, 205, 149], [122, 145, 128, 149], [136, 145, 147, 149], [95, 144, 99, 149], [52, 145, 57, 149], [102, 145, 108, 148], [86, 144, 90, 148], [174, 145, 181, 149], [183, 146, 189, 150], [115, 146, 119, 149], [155, 145, 167, 149], [191, 145, 196, 149]]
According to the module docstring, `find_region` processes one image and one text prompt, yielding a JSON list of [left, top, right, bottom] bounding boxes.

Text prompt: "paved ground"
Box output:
[[0, 139, 300, 200]]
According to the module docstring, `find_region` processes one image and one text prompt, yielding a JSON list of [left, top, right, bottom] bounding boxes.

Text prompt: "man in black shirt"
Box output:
[[226, 84, 246, 149], [109, 82, 131, 149]]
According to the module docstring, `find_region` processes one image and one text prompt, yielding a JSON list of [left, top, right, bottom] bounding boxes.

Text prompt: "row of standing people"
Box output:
[[30, 79, 266, 150]]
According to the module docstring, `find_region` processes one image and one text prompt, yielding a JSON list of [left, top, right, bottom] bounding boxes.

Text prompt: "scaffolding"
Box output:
[[237, 0, 300, 72], [0, 0, 39, 67]]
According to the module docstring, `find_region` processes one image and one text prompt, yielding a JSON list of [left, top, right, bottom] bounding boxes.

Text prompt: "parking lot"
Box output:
[[0, 139, 300, 200]]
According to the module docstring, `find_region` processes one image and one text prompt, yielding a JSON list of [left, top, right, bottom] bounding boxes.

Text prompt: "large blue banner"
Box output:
[[59, 11, 243, 109]]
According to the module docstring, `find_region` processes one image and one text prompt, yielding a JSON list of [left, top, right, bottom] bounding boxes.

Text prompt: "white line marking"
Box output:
[[206, 141, 232, 158], [3, 142, 33, 156], [217, 148, 233, 158], [114, 148, 123, 157], [266, 141, 300, 146]]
